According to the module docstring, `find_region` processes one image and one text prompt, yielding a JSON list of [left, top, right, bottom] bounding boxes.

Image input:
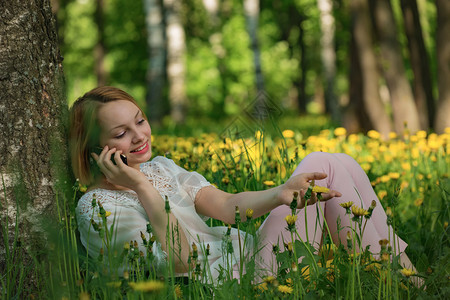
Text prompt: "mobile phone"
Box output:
[[93, 147, 128, 165]]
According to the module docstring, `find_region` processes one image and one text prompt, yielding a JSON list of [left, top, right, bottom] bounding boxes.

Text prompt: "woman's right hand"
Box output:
[[91, 145, 148, 191]]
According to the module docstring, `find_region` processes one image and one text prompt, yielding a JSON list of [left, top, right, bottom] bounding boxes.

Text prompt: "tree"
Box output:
[[144, 0, 167, 122], [434, 0, 450, 133], [400, 0, 435, 129], [369, 0, 421, 133], [164, 0, 187, 124], [94, 0, 108, 86], [0, 0, 68, 293], [317, 0, 339, 122], [349, 0, 392, 137]]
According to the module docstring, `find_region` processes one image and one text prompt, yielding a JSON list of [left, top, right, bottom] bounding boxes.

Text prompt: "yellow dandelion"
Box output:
[[334, 127, 347, 137], [286, 278, 293, 286], [367, 130, 381, 139], [388, 172, 400, 179], [414, 198, 423, 207], [79, 292, 90, 300], [129, 280, 165, 292], [377, 190, 387, 200], [263, 276, 276, 284], [277, 285, 293, 294], [285, 215, 297, 226], [263, 180, 275, 186], [389, 132, 397, 139], [98, 211, 111, 218], [339, 201, 353, 209], [282, 129, 295, 138], [351, 206, 369, 217], [400, 268, 416, 277], [174, 285, 183, 298], [246, 208, 254, 219], [258, 282, 268, 291], [312, 186, 330, 193], [380, 175, 390, 183]]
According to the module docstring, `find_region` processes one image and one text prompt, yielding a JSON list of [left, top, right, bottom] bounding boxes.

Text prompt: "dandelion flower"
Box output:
[[352, 206, 369, 218], [340, 201, 353, 208], [367, 130, 381, 139], [174, 285, 183, 298], [98, 211, 111, 218], [129, 280, 165, 292], [334, 127, 347, 137], [246, 208, 254, 219], [285, 215, 297, 226], [414, 198, 423, 207], [312, 186, 330, 193], [282, 129, 295, 138], [277, 285, 293, 294], [263, 180, 275, 186], [400, 268, 416, 277], [263, 276, 276, 284]]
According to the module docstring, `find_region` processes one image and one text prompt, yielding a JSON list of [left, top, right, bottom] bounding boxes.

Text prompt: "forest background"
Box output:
[[57, 0, 449, 136]]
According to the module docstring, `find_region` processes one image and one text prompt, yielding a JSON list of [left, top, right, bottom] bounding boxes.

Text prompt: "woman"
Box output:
[[70, 86, 413, 280]]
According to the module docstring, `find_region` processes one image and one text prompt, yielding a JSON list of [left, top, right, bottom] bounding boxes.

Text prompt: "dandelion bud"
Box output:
[[140, 231, 147, 246], [366, 200, 377, 219], [123, 271, 129, 280], [378, 239, 389, 250], [150, 235, 156, 246], [346, 231, 352, 249], [444, 222, 448, 230], [134, 240, 138, 248], [164, 196, 171, 213], [245, 208, 254, 220], [226, 224, 231, 236], [90, 219, 100, 232], [291, 262, 298, 272], [235, 206, 241, 225], [91, 194, 97, 208], [290, 192, 298, 214], [386, 207, 393, 225], [139, 251, 144, 258], [124, 242, 130, 250], [272, 244, 279, 255], [192, 243, 198, 260], [206, 244, 210, 256], [285, 242, 293, 253], [285, 215, 297, 232]]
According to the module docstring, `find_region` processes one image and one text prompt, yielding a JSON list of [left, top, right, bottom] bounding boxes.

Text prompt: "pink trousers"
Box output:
[[256, 152, 407, 272]]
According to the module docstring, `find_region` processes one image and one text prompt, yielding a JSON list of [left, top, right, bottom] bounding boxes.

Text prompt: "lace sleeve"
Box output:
[[75, 190, 167, 271]]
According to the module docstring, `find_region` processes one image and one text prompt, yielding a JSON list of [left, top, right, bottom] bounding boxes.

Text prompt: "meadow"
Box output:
[[2, 120, 449, 299]]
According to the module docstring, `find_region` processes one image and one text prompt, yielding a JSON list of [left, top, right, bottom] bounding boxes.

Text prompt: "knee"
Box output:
[[302, 151, 335, 166]]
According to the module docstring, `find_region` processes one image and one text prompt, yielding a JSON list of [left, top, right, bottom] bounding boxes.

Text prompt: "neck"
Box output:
[[89, 176, 129, 191]]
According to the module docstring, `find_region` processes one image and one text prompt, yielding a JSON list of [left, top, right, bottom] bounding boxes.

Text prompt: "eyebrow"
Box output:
[[110, 109, 141, 131]]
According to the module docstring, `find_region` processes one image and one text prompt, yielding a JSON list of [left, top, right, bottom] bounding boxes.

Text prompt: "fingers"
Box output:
[[301, 172, 327, 182]]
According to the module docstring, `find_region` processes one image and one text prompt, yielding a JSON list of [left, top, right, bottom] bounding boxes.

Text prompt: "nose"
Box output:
[[132, 128, 145, 144]]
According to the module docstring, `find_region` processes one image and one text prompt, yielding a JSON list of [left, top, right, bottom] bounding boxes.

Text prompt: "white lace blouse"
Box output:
[[76, 156, 246, 279]]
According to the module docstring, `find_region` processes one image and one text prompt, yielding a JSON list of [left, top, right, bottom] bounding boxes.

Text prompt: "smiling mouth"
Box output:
[[131, 142, 148, 153]]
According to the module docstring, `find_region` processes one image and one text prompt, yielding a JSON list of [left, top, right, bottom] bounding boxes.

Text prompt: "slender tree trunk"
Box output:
[[317, 0, 339, 122], [164, 0, 186, 124], [244, 0, 266, 119], [350, 0, 392, 137], [144, 0, 166, 122], [94, 0, 108, 86], [434, 0, 450, 133], [0, 0, 68, 292], [369, 0, 421, 133], [400, 0, 435, 129], [297, 13, 307, 113]]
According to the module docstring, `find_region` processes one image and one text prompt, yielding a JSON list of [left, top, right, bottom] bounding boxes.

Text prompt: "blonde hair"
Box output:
[[69, 86, 145, 185]]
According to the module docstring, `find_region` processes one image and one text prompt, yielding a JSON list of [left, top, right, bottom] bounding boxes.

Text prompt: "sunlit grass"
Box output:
[[2, 126, 449, 299]]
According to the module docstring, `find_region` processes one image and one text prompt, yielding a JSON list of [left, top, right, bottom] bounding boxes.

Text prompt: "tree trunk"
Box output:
[[144, 0, 166, 122], [400, 0, 435, 129], [317, 0, 339, 122], [0, 0, 68, 293], [94, 0, 108, 86], [297, 13, 307, 113], [350, 0, 392, 138], [164, 0, 186, 124], [369, 0, 421, 133], [434, 0, 450, 133], [244, 0, 266, 119]]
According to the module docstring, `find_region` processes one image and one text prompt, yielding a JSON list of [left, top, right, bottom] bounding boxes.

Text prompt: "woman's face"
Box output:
[[97, 100, 152, 168]]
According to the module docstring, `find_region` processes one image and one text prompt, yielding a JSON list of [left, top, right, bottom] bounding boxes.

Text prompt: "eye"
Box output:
[[115, 131, 126, 139], [137, 119, 146, 125]]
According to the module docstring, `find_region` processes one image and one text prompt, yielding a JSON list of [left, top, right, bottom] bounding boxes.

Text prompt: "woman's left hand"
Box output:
[[277, 172, 341, 209]]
